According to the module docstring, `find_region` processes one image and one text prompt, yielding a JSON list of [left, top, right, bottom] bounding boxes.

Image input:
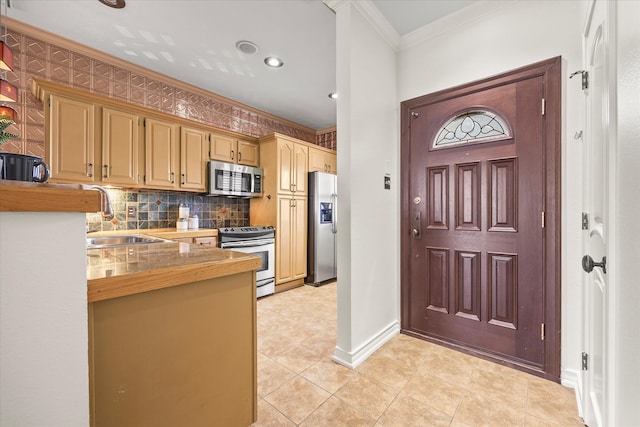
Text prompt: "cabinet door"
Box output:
[[277, 140, 295, 194], [309, 146, 336, 174], [275, 196, 307, 284], [180, 127, 208, 191], [308, 147, 327, 173], [276, 196, 294, 283], [48, 95, 96, 182], [210, 134, 236, 163], [291, 197, 307, 280], [277, 140, 308, 194], [292, 143, 308, 194], [325, 153, 337, 174], [145, 118, 177, 189], [102, 108, 140, 186], [237, 139, 259, 167]]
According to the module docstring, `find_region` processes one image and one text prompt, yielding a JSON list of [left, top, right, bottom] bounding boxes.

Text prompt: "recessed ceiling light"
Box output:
[[98, 0, 126, 8], [264, 56, 284, 68], [236, 40, 259, 55], [328, 92, 338, 99]]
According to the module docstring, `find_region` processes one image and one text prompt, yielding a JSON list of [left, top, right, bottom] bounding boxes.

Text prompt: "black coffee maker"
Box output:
[[0, 152, 50, 183]]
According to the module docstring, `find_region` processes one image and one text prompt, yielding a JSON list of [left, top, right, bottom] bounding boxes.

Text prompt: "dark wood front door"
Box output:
[[401, 58, 561, 379]]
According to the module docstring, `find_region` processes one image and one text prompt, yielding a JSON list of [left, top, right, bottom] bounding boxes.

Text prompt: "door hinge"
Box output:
[[582, 352, 589, 370], [541, 211, 545, 228], [540, 323, 545, 340], [582, 212, 589, 230], [570, 70, 589, 90], [541, 98, 546, 116]]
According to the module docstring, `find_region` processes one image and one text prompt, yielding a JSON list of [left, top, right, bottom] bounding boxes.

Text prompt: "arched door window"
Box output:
[[433, 110, 511, 149]]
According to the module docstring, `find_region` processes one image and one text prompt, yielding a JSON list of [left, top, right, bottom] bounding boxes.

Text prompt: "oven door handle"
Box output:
[[256, 278, 274, 288], [220, 239, 275, 249]]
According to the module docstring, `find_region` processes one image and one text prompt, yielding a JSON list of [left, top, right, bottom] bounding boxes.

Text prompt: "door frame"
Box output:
[[400, 57, 562, 381]]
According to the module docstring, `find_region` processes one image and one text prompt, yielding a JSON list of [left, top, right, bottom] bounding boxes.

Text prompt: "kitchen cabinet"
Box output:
[[36, 79, 262, 193], [47, 94, 97, 183], [251, 133, 311, 291], [144, 118, 178, 190], [180, 126, 209, 192], [258, 133, 308, 196], [102, 107, 141, 186], [89, 271, 257, 427], [308, 145, 337, 174], [210, 133, 260, 167], [276, 195, 307, 285]]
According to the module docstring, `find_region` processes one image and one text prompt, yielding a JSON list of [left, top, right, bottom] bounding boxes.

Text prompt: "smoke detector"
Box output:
[[235, 40, 259, 55]]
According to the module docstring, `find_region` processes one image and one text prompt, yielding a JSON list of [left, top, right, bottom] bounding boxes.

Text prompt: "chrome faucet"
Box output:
[[84, 185, 114, 218]]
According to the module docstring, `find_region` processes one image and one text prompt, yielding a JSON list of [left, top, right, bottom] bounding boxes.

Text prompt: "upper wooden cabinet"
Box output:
[[47, 94, 97, 183], [36, 79, 269, 193], [180, 127, 209, 192], [259, 134, 308, 196], [308, 145, 337, 174], [210, 134, 259, 167], [102, 108, 141, 186], [144, 118, 178, 190]]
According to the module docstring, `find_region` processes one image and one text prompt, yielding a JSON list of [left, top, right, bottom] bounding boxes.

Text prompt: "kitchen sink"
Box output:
[[87, 234, 173, 249]]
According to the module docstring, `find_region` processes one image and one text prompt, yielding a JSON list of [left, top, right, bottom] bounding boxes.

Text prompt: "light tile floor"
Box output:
[[252, 282, 584, 427]]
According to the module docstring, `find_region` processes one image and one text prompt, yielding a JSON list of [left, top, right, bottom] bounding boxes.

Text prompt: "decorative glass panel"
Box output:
[[434, 110, 510, 148]]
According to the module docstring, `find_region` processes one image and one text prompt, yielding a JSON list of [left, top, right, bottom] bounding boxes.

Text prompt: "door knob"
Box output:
[[412, 228, 419, 237], [582, 255, 606, 274]]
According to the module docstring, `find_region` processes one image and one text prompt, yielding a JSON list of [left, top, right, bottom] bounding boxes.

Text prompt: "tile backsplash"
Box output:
[[87, 189, 249, 232]]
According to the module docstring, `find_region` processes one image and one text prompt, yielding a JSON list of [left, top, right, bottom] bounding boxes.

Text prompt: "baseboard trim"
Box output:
[[568, 368, 584, 418], [331, 321, 400, 369]]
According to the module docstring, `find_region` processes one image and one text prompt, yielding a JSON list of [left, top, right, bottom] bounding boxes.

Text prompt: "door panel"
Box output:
[[581, 1, 609, 424], [402, 63, 557, 372]]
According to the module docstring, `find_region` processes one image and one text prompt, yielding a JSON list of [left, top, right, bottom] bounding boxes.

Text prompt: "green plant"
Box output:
[[0, 115, 18, 145]]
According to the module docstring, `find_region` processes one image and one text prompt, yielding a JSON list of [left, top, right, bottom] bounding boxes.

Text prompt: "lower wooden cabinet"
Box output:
[[276, 195, 307, 287], [89, 271, 257, 427]]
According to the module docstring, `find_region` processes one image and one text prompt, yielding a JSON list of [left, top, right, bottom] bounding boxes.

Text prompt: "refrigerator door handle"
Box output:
[[331, 193, 337, 234]]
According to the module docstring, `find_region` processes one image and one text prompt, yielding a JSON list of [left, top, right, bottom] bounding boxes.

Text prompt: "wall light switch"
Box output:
[[127, 205, 137, 218]]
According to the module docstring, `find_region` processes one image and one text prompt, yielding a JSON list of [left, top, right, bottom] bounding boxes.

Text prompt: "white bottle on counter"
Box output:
[[179, 204, 190, 219], [188, 215, 199, 230], [176, 217, 188, 231]]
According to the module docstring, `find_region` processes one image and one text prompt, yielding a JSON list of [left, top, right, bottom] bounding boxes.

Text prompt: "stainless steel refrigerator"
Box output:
[[307, 171, 337, 285]]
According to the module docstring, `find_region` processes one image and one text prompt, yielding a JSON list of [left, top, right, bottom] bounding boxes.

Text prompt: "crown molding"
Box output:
[[400, 0, 513, 50], [324, 0, 401, 51]]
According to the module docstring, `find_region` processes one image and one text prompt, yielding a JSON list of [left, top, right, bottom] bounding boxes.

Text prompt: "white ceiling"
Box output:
[[6, 0, 475, 131]]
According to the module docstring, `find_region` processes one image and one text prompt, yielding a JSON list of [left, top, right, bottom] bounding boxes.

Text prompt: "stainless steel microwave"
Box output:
[[207, 160, 263, 197]]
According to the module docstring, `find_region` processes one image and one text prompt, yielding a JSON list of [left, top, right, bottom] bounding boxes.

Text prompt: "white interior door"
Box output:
[[581, 1, 611, 425]]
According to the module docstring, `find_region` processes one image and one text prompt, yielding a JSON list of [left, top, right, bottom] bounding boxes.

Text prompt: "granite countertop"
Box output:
[[87, 241, 260, 303], [87, 227, 218, 239], [0, 180, 101, 212]]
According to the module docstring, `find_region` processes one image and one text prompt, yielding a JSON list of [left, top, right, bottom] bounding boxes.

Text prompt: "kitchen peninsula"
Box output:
[[0, 181, 261, 427], [88, 238, 261, 427]]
